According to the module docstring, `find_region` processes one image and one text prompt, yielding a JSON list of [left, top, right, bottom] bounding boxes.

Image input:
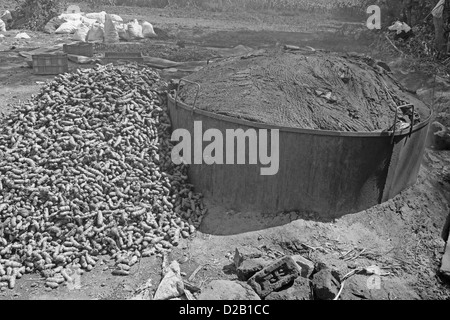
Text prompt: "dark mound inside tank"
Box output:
[[179, 48, 430, 132]]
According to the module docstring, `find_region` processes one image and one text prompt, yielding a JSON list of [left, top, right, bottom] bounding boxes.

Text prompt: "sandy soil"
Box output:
[[0, 4, 449, 300]]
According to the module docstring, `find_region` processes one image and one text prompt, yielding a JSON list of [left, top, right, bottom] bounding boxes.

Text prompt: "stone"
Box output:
[[339, 274, 419, 300], [265, 277, 312, 300], [312, 268, 341, 300], [154, 261, 184, 300], [376, 60, 391, 72], [442, 213, 450, 242], [436, 112, 450, 128], [313, 254, 348, 280], [430, 122, 450, 150], [291, 255, 315, 278], [339, 275, 371, 300], [248, 256, 301, 298], [234, 247, 263, 268], [237, 258, 272, 281], [198, 280, 260, 300], [440, 233, 450, 279]]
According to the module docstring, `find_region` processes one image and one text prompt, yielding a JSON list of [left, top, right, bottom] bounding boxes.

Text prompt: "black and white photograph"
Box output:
[[0, 0, 449, 307]]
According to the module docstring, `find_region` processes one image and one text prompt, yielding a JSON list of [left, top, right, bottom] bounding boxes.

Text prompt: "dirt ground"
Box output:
[[0, 3, 449, 300]]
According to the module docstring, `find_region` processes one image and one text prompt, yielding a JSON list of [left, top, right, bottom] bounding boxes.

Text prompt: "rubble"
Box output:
[[312, 268, 341, 300], [131, 282, 153, 300], [198, 280, 260, 300], [183, 280, 201, 294], [430, 122, 450, 150], [338, 274, 420, 300], [338, 275, 372, 300], [313, 254, 349, 280], [377, 61, 391, 72], [291, 255, 315, 279], [184, 290, 195, 300], [236, 258, 272, 281], [226, 247, 321, 299], [443, 213, 450, 242], [154, 261, 184, 300], [248, 256, 301, 298], [233, 247, 264, 268], [440, 232, 450, 279], [265, 277, 312, 300]]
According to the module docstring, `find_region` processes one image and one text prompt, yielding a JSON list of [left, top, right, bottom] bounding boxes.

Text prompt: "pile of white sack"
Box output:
[[44, 11, 157, 43]]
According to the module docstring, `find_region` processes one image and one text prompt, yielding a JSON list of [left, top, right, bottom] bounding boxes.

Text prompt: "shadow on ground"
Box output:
[[198, 200, 336, 236]]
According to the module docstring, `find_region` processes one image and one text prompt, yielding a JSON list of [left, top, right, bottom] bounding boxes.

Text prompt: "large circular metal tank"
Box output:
[[167, 94, 432, 218]]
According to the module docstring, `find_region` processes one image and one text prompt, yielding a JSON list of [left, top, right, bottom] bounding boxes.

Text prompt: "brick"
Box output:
[[291, 255, 315, 279], [247, 256, 301, 298], [237, 258, 272, 281], [265, 277, 312, 300]]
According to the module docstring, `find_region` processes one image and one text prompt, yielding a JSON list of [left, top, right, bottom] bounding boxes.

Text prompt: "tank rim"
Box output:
[[167, 93, 432, 138]]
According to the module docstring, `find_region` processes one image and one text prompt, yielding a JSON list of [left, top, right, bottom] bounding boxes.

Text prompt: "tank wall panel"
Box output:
[[168, 95, 431, 218]]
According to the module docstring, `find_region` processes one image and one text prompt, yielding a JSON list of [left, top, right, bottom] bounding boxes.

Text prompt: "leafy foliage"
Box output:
[[370, 0, 449, 63], [159, 0, 371, 12], [12, 0, 67, 31], [80, 0, 375, 12], [85, 0, 169, 8], [85, 0, 116, 10]]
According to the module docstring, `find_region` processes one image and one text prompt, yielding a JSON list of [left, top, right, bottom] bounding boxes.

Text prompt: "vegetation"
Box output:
[[82, 0, 441, 25], [86, 0, 372, 12], [12, 0, 67, 30], [4, 0, 448, 63]]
